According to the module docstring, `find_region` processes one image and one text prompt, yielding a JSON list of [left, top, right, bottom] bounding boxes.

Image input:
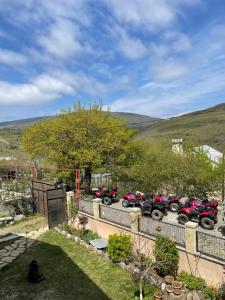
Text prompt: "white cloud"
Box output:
[[105, 0, 175, 30], [38, 19, 85, 59], [0, 73, 74, 105], [152, 58, 189, 81], [111, 25, 147, 59], [0, 48, 27, 65]]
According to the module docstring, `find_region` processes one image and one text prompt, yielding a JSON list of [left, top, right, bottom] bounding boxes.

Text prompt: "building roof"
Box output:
[[194, 145, 223, 164]]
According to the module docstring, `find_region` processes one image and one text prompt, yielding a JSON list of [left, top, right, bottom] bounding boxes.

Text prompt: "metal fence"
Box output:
[[139, 217, 185, 247], [100, 205, 131, 228], [197, 230, 225, 261], [79, 199, 94, 216]]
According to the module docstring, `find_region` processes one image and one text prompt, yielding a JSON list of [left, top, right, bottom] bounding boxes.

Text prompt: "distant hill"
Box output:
[[0, 112, 160, 129], [137, 103, 225, 150]]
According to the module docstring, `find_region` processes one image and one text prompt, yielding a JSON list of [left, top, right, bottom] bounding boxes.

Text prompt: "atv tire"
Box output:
[[103, 197, 112, 205], [122, 199, 129, 207], [178, 214, 189, 225], [201, 217, 214, 230], [151, 209, 163, 221], [170, 203, 179, 212]]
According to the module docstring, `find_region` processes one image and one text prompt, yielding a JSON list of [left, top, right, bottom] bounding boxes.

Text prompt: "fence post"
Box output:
[[129, 207, 141, 234], [185, 221, 198, 254], [217, 206, 224, 228], [66, 191, 75, 223], [93, 198, 102, 219]]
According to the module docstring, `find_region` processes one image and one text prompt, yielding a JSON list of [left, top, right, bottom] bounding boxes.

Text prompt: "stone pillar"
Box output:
[[93, 198, 102, 219], [217, 206, 224, 228], [185, 221, 198, 254], [66, 191, 75, 222], [129, 207, 141, 234]]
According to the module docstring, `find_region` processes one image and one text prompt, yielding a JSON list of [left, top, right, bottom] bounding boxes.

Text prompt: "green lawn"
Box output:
[[0, 230, 157, 300]]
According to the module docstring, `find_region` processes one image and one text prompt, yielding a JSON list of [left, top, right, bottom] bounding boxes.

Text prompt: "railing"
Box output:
[[79, 199, 94, 216], [100, 205, 131, 228], [139, 217, 185, 247], [197, 229, 225, 261]]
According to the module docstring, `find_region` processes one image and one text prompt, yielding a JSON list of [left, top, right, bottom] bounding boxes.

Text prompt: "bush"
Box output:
[[63, 223, 99, 242], [177, 271, 206, 290], [82, 230, 99, 243], [154, 236, 179, 277], [108, 234, 132, 263], [204, 287, 216, 300]]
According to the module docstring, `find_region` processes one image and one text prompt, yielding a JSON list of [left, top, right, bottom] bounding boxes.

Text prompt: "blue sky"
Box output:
[[0, 0, 225, 121]]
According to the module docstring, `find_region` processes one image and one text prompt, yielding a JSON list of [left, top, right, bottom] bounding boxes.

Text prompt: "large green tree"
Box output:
[[22, 103, 134, 192]]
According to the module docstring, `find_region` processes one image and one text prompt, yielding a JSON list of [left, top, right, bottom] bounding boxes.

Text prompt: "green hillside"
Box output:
[[0, 112, 159, 159], [138, 103, 225, 150]]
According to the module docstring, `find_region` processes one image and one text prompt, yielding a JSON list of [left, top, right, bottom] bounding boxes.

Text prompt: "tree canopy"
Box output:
[[22, 103, 134, 191], [114, 140, 218, 198]]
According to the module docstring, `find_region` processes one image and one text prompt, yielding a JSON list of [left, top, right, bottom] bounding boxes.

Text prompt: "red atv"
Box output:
[[154, 194, 180, 212], [122, 191, 146, 207], [93, 185, 118, 205], [178, 205, 217, 230], [183, 197, 218, 209]]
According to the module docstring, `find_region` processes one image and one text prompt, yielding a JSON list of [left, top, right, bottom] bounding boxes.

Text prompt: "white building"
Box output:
[[193, 145, 223, 164]]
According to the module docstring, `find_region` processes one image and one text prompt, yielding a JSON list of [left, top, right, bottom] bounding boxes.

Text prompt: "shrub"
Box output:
[[204, 287, 216, 300], [63, 223, 80, 236], [63, 223, 99, 242], [108, 234, 132, 263], [82, 230, 100, 243], [177, 271, 206, 290], [154, 236, 179, 277]]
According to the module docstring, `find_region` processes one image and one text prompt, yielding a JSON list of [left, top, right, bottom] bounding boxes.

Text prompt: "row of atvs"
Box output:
[[92, 186, 222, 231]]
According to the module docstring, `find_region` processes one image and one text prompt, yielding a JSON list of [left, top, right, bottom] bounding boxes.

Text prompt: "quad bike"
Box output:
[[139, 200, 169, 221], [122, 191, 146, 207], [178, 205, 217, 230], [154, 194, 181, 212], [183, 197, 219, 209], [93, 185, 118, 205]]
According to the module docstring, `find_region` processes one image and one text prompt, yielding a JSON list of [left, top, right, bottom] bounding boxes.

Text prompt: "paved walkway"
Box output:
[[0, 226, 48, 270]]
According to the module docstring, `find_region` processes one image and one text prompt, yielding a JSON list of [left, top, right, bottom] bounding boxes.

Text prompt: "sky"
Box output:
[[0, 0, 225, 121]]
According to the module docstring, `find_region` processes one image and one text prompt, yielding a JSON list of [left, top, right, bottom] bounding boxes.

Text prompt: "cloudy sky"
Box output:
[[0, 0, 225, 120]]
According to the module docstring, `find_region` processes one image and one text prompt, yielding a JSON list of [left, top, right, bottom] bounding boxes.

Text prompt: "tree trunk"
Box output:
[[84, 166, 92, 194]]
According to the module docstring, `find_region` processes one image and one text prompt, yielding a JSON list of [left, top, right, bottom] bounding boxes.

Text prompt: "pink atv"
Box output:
[[154, 195, 180, 212], [122, 191, 146, 207]]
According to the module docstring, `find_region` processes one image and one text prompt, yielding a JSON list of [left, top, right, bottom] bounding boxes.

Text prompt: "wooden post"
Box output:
[[75, 169, 80, 210]]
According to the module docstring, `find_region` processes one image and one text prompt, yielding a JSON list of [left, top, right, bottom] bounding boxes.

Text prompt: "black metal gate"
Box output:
[[32, 180, 66, 228]]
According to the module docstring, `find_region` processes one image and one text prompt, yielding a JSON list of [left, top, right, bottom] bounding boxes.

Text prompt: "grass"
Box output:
[[0, 214, 47, 235], [137, 103, 225, 150], [0, 230, 158, 300]]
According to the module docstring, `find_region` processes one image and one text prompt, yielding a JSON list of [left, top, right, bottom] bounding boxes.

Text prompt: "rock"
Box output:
[[1, 257, 14, 263], [0, 216, 13, 222], [5, 246, 12, 251], [9, 221, 14, 225], [118, 262, 126, 269], [66, 233, 71, 239], [14, 214, 25, 222], [187, 291, 201, 300]]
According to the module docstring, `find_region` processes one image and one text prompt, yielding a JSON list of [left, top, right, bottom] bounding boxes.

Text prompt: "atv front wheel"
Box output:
[[201, 217, 214, 230], [122, 199, 129, 208], [151, 209, 163, 221], [178, 214, 189, 225], [170, 203, 179, 212], [103, 197, 112, 205]]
